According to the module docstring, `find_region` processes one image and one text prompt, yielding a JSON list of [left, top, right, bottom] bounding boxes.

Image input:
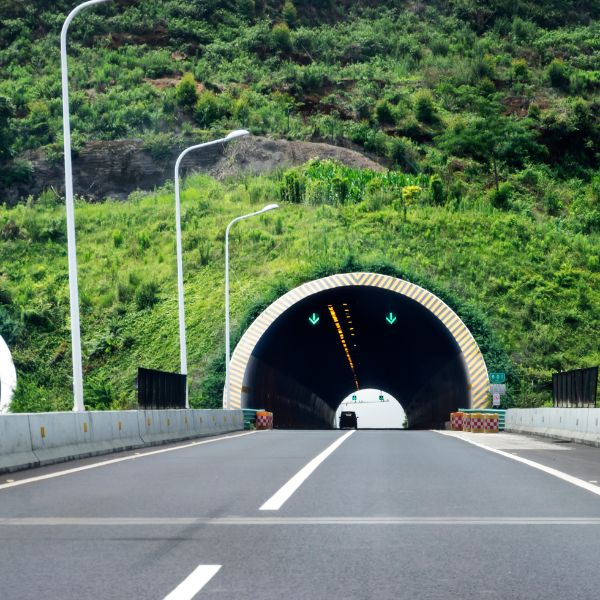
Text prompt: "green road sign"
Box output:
[[385, 312, 397, 325], [308, 313, 320, 325], [489, 372, 506, 384]]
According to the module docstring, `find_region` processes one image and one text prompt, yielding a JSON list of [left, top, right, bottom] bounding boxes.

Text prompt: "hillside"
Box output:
[[1, 161, 598, 412], [0, 1, 599, 412], [0, 0, 599, 233]]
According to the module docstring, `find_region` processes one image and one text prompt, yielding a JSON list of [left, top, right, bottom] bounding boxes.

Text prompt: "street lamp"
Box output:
[[61, 0, 113, 412], [174, 130, 249, 407], [224, 204, 279, 410]]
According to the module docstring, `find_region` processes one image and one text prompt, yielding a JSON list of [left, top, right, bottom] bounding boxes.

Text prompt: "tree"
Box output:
[[438, 110, 545, 190], [283, 1, 298, 27]]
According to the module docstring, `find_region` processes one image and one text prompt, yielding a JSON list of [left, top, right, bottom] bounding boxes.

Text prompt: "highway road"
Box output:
[[2, 429, 600, 599]]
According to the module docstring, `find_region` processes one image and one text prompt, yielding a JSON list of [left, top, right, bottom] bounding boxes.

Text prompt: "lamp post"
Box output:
[[174, 130, 249, 407], [224, 204, 279, 410], [61, 0, 113, 412]]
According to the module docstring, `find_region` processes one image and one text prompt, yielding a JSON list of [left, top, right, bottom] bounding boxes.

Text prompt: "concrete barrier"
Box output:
[[505, 408, 600, 447], [0, 415, 39, 472], [0, 409, 244, 474], [87, 411, 145, 454], [29, 412, 84, 466]]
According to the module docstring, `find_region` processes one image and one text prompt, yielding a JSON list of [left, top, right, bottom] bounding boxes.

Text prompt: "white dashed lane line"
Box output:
[[163, 565, 221, 600]]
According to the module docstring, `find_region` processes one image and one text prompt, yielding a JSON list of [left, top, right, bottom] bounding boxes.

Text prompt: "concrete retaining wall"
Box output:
[[0, 409, 244, 474], [505, 408, 600, 446]]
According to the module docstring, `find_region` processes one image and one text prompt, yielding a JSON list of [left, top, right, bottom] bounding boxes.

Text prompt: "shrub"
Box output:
[[387, 137, 419, 171], [0, 305, 22, 345], [117, 280, 134, 303], [375, 100, 395, 126], [490, 182, 513, 210], [511, 17, 536, 42], [547, 59, 570, 90], [1, 159, 32, 185], [84, 375, 115, 410], [175, 73, 198, 109], [414, 90, 436, 124], [194, 91, 223, 127], [270, 22, 291, 52], [112, 229, 124, 248], [429, 36, 449, 56], [142, 132, 175, 160], [135, 281, 159, 310], [511, 58, 530, 82], [571, 174, 600, 234], [429, 174, 446, 205], [471, 54, 496, 81], [0, 94, 15, 163], [9, 376, 59, 413]]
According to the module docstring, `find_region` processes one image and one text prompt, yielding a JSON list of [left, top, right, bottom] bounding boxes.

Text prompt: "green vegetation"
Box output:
[[1, 162, 598, 412], [0, 1, 599, 411], [1, 0, 599, 205]]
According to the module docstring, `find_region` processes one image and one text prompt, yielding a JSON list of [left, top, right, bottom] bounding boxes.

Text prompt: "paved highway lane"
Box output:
[[2, 430, 600, 599]]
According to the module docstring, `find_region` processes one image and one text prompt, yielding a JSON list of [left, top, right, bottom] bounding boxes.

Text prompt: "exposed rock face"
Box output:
[[2, 136, 384, 204]]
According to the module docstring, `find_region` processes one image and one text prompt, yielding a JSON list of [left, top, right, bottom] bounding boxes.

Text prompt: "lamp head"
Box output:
[[225, 129, 250, 141], [261, 203, 279, 213]]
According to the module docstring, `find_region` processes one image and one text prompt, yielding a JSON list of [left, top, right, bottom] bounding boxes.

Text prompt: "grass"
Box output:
[[1, 164, 598, 412]]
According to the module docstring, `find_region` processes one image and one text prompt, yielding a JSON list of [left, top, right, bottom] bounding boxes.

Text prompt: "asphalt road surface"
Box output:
[[2, 429, 600, 599]]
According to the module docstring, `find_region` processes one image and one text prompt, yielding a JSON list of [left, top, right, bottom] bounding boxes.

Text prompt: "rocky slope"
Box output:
[[3, 136, 384, 204]]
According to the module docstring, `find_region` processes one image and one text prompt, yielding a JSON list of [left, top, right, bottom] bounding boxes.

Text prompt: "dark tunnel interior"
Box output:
[[243, 286, 470, 429]]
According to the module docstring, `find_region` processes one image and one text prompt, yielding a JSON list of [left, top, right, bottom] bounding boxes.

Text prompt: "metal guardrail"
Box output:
[[242, 408, 265, 430]]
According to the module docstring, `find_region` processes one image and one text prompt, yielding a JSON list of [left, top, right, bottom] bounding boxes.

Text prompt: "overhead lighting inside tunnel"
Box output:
[[328, 303, 360, 390]]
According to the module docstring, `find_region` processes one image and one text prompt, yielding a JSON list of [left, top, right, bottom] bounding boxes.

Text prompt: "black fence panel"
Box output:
[[137, 367, 186, 409], [552, 367, 598, 408]]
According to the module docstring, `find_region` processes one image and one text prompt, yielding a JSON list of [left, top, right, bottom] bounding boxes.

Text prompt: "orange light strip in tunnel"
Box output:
[[328, 304, 360, 390]]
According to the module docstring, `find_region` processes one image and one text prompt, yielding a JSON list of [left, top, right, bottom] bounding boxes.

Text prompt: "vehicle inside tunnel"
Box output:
[[241, 284, 472, 429]]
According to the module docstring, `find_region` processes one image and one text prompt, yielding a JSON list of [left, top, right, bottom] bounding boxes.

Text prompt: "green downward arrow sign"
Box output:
[[386, 312, 397, 325], [308, 313, 320, 325]]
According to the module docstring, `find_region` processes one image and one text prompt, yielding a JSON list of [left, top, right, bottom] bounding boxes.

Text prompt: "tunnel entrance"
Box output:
[[227, 273, 489, 429]]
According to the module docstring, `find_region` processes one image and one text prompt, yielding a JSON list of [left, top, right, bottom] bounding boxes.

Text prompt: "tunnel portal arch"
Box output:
[[227, 273, 490, 428]]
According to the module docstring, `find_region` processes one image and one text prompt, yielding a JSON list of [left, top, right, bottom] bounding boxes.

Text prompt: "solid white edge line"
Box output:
[[163, 564, 221, 600], [260, 430, 355, 511], [0, 431, 258, 491], [435, 430, 600, 498]]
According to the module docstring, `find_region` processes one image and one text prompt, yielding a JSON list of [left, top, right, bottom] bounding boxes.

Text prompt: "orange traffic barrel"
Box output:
[[256, 411, 273, 430], [450, 412, 464, 431], [484, 413, 499, 433], [462, 413, 471, 432], [470, 413, 485, 433]]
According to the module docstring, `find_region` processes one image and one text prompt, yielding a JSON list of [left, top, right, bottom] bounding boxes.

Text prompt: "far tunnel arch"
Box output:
[[226, 273, 490, 428]]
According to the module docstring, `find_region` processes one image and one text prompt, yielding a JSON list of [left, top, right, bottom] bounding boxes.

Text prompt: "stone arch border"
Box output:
[[226, 273, 490, 411]]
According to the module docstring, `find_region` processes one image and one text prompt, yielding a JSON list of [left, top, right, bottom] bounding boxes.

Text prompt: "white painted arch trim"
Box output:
[[0, 335, 17, 413], [226, 273, 490, 410]]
